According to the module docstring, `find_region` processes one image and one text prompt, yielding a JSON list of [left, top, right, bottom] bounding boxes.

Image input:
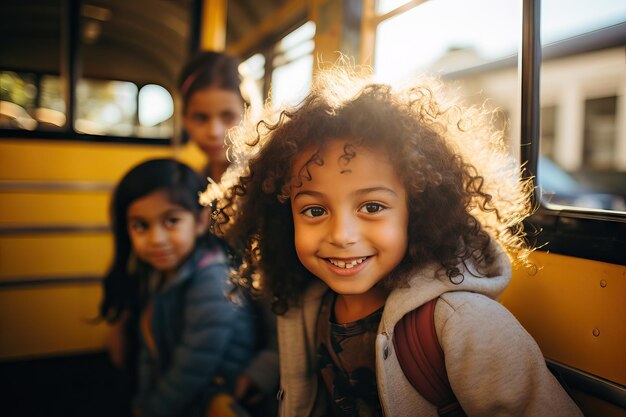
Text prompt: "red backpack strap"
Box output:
[[393, 297, 467, 417]]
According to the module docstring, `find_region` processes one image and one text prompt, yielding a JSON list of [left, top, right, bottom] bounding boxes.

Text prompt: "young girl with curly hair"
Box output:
[[205, 69, 582, 417]]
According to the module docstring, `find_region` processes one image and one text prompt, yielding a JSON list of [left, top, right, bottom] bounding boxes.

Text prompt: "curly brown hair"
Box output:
[[203, 69, 532, 314]]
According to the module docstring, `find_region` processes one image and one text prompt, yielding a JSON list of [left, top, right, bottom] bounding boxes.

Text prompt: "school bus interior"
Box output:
[[0, 1, 625, 416]]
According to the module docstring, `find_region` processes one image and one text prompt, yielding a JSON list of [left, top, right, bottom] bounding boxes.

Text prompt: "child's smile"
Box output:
[[327, 256, 368, 269], [325, 256, 371, 276], [289, 139, 409, 310]]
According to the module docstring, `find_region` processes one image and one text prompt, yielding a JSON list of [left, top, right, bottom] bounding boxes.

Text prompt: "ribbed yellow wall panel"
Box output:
[[0, 192, 110, 225], [0, 139, 205, 181], [0, 140, 171, 181], [0, 235, 112, 279], [0, 284, 109, 359], [501, 252, 626, 386], [178, 140, 206, 173]]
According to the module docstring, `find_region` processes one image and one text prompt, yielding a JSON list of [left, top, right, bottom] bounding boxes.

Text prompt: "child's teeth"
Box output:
[[330, 257, 366, 268]]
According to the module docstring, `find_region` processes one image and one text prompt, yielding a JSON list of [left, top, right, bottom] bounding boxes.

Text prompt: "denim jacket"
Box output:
[[135, 244, 257, 417]]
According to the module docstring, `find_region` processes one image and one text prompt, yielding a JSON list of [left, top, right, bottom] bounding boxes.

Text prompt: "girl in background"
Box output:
[[207, 69, 583, 417], [101, 158, 257, 417], [179, 51, 245, 182], [179, 51, 279, 416]]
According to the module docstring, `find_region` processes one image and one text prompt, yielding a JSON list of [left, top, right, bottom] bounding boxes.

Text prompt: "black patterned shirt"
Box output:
[[315, 290, 384, 417]]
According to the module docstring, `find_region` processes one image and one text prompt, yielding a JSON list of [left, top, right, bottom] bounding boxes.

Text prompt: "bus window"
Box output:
[[376, 0, 413, 14], [0, 0, 195, 142], [0, 0, 64, 131], [138, 84, 174, 138], [77, 0, 184, 139], [373, 0, 522, 153], [74, 80, 174, 139], [239, 53, 266, 117], [1, 71, 43, 131], [538, 0, 626, 212], [75, 79, 138, 137], [540, 105, 557, 159], [271, 21, 316, 108]]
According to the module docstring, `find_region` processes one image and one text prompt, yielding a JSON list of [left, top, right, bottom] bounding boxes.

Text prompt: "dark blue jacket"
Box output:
[[135, 245, 257, 417]]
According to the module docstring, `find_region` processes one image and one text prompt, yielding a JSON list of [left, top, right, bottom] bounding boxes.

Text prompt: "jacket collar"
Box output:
[[380, 240, 511, 333], [160, 245, 227, 292]]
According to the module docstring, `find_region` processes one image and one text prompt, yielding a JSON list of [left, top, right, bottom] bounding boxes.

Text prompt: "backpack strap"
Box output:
[[393, 297, 467, 417]]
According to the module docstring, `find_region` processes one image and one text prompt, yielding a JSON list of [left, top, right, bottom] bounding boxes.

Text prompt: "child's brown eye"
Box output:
[[191, 113, 209, 123], [221, 111, 240, 125], [359, 203, 384, 214], [302, 207, 326, 217], [164, 217, 181, 228], [130, 221, 148, 232]]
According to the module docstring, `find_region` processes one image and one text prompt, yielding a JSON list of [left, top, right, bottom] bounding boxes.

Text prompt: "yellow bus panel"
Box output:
[[0, 192, 110, 225], [0, 235, 112, 279], [0, 284, 108, 360], [502, 252, 626, 386]]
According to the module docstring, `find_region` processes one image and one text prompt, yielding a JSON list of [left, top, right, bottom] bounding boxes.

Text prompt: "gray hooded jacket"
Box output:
[[276, 242, 583, 417]]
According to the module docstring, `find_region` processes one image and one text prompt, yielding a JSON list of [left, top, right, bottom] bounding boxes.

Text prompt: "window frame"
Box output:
[[520, 0, 626, 266]]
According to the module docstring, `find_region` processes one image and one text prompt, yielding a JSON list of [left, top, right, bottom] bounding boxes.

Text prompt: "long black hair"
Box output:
[[100, 158, 208, 322]]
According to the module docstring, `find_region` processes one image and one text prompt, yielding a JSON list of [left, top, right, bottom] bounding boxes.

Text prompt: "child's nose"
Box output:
[[328, 212, 358, 247], [207, 118, 224, 139], [148, 226, 167, 244]]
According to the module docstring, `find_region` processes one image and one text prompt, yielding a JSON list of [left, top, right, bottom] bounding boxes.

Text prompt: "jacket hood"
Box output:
[[381, 240, 511, 333]]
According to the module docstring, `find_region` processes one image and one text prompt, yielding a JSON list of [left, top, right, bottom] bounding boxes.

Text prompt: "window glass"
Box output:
[[271, 22, 316, 108], [241, 54, 266, 82], [374, 0, 521, 152], [75, 79, 137, 137], [271, 56, 315, 109], [539, 0, 626, 211], [540, 106, 557, 160], [583, 96, 618, 170], [0, 73, 66, 131], [376, 0, 413, 14], [37, 76, 66, 130], [138, 84, 174, 138], [0, 72, 38, 130], [375, 0, 520, 82], [0, 0, 64, 131], [239, 53, 265, 115]]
